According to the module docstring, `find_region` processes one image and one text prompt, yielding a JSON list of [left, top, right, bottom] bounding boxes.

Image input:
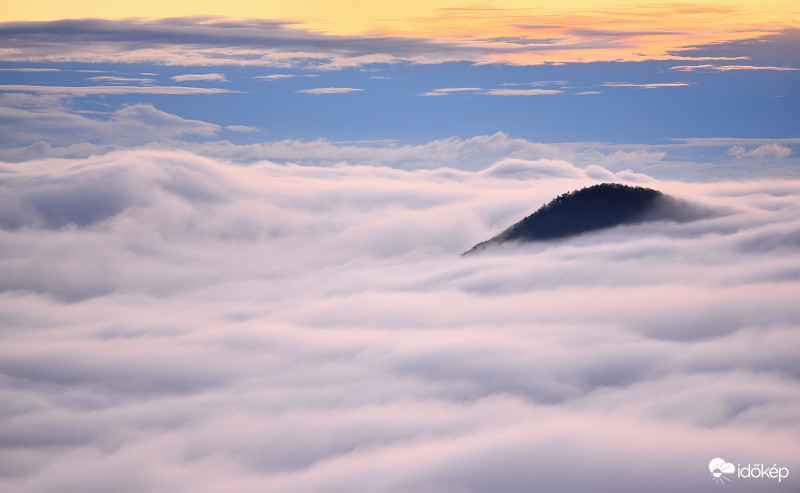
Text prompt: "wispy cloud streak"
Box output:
[[171, 73, 229, 82], [602, 82, 690, 89], [418, 87, 482, 96], [296, 87, 364, 94], [483, 88, 563, 96], [670, 64, 800, 71], [0, 84, 239, 95]]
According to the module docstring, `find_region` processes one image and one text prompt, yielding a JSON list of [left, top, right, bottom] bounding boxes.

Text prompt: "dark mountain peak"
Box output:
[[465, 183, 706, 255]]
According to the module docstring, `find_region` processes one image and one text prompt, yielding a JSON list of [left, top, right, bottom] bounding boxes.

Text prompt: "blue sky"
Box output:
[[2, 53, 798, 144], [1, 21, 798, 174]]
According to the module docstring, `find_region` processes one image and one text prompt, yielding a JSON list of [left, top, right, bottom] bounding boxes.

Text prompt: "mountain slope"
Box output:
[[465, 183, 704, 254]]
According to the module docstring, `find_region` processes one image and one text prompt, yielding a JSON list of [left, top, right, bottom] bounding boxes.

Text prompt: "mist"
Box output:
[[1, 150, 798, 492]]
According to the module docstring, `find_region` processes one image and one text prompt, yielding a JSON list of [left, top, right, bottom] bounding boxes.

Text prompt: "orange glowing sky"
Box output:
[[3, 1, 799, 64]]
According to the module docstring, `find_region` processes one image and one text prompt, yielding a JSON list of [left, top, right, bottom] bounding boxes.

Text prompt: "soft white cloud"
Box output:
[[0, 67, 61, 72], [0, 103, 220, 147], [296, 87, 364, 94], [0, 125, 661, 168], [575, 90, 601, 95], [88, 75, 156, 84], [171, 73, 229, 82], [0, 91, 67, 108], [255, 74, 297, 81], [3, 119, 798, 181], [225, 125, 259, 133], [483, 88, 563, 96], [671, 64, 800, 72], [0, 84, 239, 95], [602, 82, 690, 89], [419, 87, 563, 97], [418, 87, 483, 96], [728, 143, 793, 159], [482, 158, 586, 179], [524, 80, 568, 86], [1, 149, 798, 492], [671, 137, 800, 146], [255, 74, 319, 80], [170, 133, 669, 172], [256, 74, 297, 80]]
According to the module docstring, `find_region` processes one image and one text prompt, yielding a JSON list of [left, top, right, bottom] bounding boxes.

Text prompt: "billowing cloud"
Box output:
[[0, 148, 798, 492], [166, 133, 671, 173], [171, 73, 229, 82], [0, 102, 220, 147], [482, 158, 586, 179], [296, 87, 364, 94], [5, 126, 799, 182]]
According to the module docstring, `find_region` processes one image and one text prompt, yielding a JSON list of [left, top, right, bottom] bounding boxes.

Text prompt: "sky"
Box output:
[[1, 2, 799, 493]]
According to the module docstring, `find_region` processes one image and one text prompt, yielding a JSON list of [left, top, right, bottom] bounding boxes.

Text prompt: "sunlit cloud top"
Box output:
[[2, 1, 798, 65], [415, 2, 799, 64]]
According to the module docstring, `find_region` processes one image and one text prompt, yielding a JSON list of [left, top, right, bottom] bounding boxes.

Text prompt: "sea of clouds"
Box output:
[[1, 150, 799, 492]]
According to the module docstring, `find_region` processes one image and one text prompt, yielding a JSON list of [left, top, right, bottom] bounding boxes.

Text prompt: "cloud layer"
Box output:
[[0, 100, 220, 148], [0, 16, 795, 67], [1, 150, 799, 492], [0, 18, 488, 69]]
